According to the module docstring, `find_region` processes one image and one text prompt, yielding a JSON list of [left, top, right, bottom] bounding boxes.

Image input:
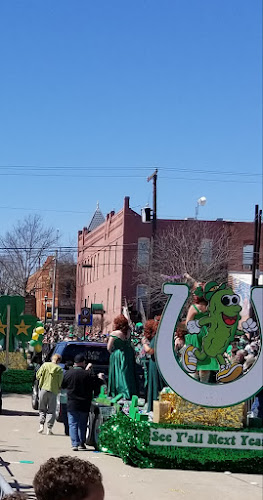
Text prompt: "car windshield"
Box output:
[[61, 344, 109, 365]]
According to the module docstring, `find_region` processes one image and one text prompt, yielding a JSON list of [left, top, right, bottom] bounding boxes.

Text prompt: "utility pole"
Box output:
[[51, 250, 58, 326], [255, 209, 262, 286], [147, 169, 158, 236], [146, 169, 158, 319], [251, 205, 262, 287]]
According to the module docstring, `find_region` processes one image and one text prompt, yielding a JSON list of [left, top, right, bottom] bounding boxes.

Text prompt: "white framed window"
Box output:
[[137, 237, 150, 268], [201, 238, 213, 264], [243, 244, 253, 268]]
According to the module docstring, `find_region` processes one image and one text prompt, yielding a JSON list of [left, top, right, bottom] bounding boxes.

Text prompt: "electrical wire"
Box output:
[[0, 172, 259, 184], [0, 165, 261, 177]]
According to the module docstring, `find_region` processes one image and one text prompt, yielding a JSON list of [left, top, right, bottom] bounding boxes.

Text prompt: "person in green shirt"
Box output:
[[36, 354, 63, 435]]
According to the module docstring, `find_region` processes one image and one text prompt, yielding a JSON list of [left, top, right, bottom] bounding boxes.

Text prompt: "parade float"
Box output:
[[0, 296, 44, 393], [98, 282, 263, 472]]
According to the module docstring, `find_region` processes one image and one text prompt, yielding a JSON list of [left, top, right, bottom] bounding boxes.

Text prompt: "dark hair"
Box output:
[[3, 494, 27, 500], [65, 360, 74, 370], [175, 322, 187, 338], [144, 320, 157, 340], [33, 456, 103, 500], [113, 314, 129, 334], [193, 295, 208, 305], [74, 354, 85, 364]]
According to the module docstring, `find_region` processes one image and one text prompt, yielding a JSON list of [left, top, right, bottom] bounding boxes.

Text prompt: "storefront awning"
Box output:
[[92, 304, 104, 314]]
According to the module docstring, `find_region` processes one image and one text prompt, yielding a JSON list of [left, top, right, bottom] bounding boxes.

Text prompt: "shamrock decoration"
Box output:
[[0, 296, 38, 351]]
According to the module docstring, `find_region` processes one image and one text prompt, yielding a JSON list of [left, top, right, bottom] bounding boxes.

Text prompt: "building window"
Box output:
[[87, 258, 90, 282], [94, 293, 96, 304], [90, 258, 93, 282], [84, 260, 88, 285], [137, 238, 150, 268], [201, 238, 213, 264], [108, 246, 111, 274], [113, 286, 116, 312], [136, 284, 148, 312], [243, 244, 253, 269], [93, 256, 96, 281], [97, 253, 99, 280], [114, 243, 117, 272], [106, 288, 110, 312], [103, 250, 106, 277]]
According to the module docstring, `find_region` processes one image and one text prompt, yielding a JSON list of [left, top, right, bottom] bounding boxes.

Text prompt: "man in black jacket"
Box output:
[[62, 354, 104, 451]]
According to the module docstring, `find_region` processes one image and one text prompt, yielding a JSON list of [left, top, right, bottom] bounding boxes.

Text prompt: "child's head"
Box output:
[[33, 456, 104, 500]]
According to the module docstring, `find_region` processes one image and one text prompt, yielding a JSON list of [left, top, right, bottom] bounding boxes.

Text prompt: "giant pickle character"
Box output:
[[181, 282, 258, 383]]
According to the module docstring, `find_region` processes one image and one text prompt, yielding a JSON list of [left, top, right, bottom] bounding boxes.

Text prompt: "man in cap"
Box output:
[[62, 354, 104, 451]]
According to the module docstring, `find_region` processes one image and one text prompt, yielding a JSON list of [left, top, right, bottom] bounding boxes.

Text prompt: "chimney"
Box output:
[[124, 196, 130, 211]]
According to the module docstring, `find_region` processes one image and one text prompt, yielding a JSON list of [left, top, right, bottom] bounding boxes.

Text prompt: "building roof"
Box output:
[[88, 202, 105, 232]]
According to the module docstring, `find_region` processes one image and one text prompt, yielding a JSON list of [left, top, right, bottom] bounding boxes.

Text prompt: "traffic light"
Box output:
[[141, 206, 152, 223]]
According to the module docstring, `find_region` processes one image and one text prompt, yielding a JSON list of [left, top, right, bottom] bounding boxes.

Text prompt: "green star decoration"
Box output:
[[0, 296, 38, 351]]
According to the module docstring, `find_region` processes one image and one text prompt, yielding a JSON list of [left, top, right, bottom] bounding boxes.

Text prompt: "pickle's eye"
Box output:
[[231, 295, 240, 305], [221, 295, 231, 306]]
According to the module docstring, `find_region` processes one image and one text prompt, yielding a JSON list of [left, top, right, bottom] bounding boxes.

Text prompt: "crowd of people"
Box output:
[[42, 323, 109, 346]]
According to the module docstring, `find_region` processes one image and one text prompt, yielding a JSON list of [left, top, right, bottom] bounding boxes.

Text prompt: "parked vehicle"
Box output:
[[32, 341, 110, 410], [32, 340, 145, 448]]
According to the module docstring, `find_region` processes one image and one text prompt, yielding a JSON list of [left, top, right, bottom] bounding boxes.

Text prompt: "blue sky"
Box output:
[[0, 0, 262, 245]]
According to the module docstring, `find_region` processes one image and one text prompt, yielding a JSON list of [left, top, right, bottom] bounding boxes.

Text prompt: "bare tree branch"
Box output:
[[0, 214, 57, 296], [134, 221, 233, 313]]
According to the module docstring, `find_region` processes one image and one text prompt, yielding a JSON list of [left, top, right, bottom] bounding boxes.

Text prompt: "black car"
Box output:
[[32, 340, 145, 448], [32, 341, 110, 410]]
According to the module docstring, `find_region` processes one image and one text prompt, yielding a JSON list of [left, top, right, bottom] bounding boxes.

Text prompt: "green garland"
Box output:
[[2, 369, 34, 394], [98, 413, 263, 472]]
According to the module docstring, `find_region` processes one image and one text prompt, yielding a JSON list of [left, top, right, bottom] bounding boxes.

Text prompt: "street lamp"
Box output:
[[195, 196, 207, 219], [44, 295, 48, 324]]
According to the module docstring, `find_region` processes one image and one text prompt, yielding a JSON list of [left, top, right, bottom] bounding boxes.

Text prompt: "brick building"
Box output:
[[27, 256, 76, 323], [76, 197, 262, 332]]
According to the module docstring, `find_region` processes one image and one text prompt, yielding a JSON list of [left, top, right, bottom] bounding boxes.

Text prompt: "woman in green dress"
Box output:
[[143, 319, 165, 412], [107, 314, 137, 399]]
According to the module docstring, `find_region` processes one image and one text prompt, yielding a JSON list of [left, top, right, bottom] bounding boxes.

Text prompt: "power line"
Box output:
[[0, 204, 254, 221], [0, 165, 261, 177], [0, 171, 259, 184]]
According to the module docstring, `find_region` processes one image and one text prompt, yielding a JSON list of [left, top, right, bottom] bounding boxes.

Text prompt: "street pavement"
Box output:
[[0, 394, 262, 500]]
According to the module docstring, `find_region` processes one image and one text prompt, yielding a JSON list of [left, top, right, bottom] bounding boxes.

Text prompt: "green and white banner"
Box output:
[[150, 428, 263, 451]]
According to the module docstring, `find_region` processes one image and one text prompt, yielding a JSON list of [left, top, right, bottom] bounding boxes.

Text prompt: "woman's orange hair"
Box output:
[[144, 319, 157, 340], [113, 314, 129, 334]]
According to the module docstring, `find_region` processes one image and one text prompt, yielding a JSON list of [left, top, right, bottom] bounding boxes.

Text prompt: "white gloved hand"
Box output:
[[242, 318, 258, 334], [187, 320, 201, 334]]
